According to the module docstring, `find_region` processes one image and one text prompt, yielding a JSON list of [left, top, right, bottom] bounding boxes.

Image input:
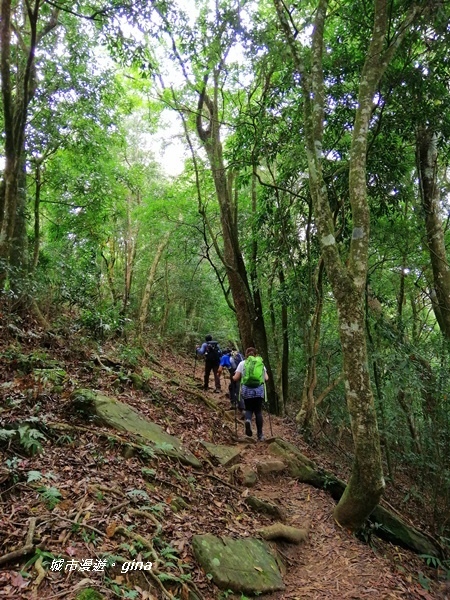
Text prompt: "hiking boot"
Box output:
[[245, 420, 253, 437], [213, 388, 220, 394], [240, 411, 246, 420], [257, 434, 265, 441]]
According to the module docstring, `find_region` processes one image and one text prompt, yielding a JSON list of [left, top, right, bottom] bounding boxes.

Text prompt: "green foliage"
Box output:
[[0, 429, 16, 443], [37, 486, 62, 510], [17, 425, 47, 455], [0, 425, 47, 456], [141, 467, 156, 478], [24, 548, 58, 570], [27, 470, 43, 483], [74, 589, 104, 600]]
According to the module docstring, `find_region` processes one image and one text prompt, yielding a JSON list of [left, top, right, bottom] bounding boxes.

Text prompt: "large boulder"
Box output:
[[71, 389, 201, 468], [192, 534, 285, 594]]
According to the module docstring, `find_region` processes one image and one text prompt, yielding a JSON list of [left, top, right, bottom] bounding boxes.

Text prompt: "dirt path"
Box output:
[[200, 382, 441, 600]]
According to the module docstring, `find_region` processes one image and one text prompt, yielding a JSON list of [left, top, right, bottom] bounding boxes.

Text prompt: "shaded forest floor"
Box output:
[[0, 327, 449, 599]]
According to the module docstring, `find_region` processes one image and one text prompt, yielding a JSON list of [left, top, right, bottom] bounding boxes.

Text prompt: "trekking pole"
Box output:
[[194, 351, 197, 379], [264, 382, 273, 437], [235, 385, 239, 438]]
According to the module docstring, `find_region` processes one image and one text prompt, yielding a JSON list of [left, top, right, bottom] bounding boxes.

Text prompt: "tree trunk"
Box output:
[[279, 267, 289, 415], [10, 157, 28, 295], [123, 192, 140, 317], [273, 0, 419, 529], [32, 161, 42, 271], [416, 125, 450, 341], [0, 1, 59, 287], [297, 259, 324, 434], [196, 82, 278, 412], [138, 232, 171, 335], [269, 438, 443, 558]]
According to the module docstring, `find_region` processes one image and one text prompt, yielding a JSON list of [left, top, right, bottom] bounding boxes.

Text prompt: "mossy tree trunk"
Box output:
[[0, 1, 59, 288], [416, 125, 450, 342], [273, 0, 421, 529]]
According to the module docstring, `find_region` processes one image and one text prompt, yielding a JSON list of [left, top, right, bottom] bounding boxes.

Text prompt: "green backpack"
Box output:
[[242, 355, 265, 388]]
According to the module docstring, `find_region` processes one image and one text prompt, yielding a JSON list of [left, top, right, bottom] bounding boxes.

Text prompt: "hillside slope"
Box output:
[[0, 332, 447, 599]]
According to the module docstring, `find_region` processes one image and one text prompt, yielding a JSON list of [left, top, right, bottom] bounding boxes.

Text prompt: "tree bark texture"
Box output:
[[416, 125, 450, 341]]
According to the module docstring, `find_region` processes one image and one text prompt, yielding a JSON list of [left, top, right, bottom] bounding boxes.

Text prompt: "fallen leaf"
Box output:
[[11, 572, 28, 589], [106, 521, 118, 537]]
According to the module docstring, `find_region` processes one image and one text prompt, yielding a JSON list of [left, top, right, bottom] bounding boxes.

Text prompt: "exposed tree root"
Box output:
[[0, 517, 37, 566], [269, 439, 445, 558], [258, 523, 309, 544]]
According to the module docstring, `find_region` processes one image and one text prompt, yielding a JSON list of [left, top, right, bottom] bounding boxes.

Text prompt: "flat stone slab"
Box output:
[[192, 534, 285, 594], [71, 389, 201, 468], [200, 441, 242, 467]]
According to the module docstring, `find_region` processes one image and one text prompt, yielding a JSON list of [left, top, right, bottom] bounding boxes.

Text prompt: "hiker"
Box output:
[[218, 348, 245, 412], [196, 334, 222, 393], [233, 347, 268, 441]]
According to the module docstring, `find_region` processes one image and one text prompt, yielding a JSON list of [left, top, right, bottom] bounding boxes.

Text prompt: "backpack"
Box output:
[[205, 341, 221, 363], [230, 350, 243, 371], [241, 355, 265, 388]]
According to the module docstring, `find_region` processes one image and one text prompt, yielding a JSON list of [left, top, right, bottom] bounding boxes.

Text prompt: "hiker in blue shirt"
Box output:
[[218, 349, 245, 412], [196, 334, 222, 393], [233, 347, 268, 441]]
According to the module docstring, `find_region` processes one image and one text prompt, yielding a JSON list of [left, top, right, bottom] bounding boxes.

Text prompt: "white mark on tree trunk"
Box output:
[[322, 234, 335, 246]]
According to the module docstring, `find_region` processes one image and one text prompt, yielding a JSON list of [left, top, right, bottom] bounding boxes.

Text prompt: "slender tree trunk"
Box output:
[[397, 390, 422, 455], [274, 0, 419, 529], [298, 259, 324, 434], [123, 193, 139, 317], [279, 267, 289, 415], [10, 156, 28, 294], [32, 161, 42, 271], [138, 232, 171, 335], [416, 126, 450, 341], [196, 82, 278, 412]]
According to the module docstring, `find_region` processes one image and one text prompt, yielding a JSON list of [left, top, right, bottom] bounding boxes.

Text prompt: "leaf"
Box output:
[[10, 572, 28, 588], [254, 566, 263, 572], [106, 522, 118, 538], [0, 429, 16, 441], [27, 470, 43, 483]]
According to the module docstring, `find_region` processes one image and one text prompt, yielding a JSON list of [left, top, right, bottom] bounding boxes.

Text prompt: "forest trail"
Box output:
[[208, 393, 436, 600], [0, 338, 446, 599]]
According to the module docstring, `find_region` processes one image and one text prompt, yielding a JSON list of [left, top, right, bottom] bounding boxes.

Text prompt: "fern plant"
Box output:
[[0, 425, 46, 455], [18, 425, 46, 455], [37, 486, 62, 509]]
